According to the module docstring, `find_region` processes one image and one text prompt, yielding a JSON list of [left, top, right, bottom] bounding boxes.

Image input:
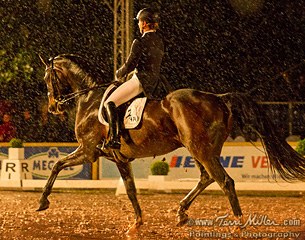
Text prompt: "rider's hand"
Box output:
[[115, 71, 119, 81], [115, 72, 127, 84]]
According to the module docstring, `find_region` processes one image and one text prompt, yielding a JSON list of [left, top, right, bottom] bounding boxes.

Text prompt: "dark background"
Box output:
[[1, 0, 305, 141]]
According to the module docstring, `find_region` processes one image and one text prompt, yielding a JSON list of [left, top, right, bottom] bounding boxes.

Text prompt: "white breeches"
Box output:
[[104, 74, 143, 107]]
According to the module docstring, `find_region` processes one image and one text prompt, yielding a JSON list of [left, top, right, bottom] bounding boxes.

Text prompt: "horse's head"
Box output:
[[40, 54, 111, 115], [40, 55, 74, 115]]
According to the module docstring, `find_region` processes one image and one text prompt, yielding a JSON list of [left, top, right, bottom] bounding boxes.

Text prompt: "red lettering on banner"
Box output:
[[252, 156, 268, 168], [260, 156, 268, 168], [170, 156, 183, 168], [252, 156, 260, 168]]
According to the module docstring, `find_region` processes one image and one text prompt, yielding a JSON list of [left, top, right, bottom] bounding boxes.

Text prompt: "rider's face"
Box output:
[[138, 20, 146, 34]]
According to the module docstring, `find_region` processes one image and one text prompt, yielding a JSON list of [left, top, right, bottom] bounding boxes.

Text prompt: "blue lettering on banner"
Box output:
[[183, 156, 195, 168], [220, 156, 244, 168], [231, 156, 244, 168], [171, 155, 244, 168], [220, 156, 231, 167]]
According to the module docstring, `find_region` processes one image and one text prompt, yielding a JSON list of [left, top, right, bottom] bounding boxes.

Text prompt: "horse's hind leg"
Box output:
[[186, 125, 242, 218], [177, 161, 214, 226], [116, 161, 143, 236], [206, 157, 242, 217]]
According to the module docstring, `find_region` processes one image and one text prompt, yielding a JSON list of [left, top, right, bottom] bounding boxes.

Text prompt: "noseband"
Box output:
[[46, 58, 66, 104], [46, 58, 111, 105]]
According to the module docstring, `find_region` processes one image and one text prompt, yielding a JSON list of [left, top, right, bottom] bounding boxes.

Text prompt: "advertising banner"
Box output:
[[100, 143, 298, 183], [0, 146, 91, 180]]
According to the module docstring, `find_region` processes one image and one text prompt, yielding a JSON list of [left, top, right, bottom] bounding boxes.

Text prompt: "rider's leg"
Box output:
[[104, 101, 121, 149], [105, 75, 143, 107], [103, 76, 143, 149]]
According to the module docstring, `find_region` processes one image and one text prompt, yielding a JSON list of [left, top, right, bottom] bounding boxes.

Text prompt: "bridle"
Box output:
[[46, 58, 111, 105]]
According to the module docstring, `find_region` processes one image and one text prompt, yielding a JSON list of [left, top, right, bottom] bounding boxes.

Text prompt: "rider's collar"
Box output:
[[142, 30, 156, 37]]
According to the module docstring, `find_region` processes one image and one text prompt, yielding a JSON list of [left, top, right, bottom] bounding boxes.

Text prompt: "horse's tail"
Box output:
[[221, 93, 305, 182]]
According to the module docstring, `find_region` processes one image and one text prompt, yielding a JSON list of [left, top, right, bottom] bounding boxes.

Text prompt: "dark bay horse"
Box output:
[[38, 54, 305, 234]]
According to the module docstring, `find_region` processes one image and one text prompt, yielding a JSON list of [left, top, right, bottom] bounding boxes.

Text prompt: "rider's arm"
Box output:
[[116, 39, 142, 80]]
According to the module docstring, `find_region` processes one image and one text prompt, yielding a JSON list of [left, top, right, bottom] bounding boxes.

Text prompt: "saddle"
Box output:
[[98, 84, 147, 129]]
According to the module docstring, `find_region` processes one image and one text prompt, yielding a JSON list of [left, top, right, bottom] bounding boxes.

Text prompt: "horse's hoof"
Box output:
[[176, 213, 189, 227], [126, 225, 138, 237], [36, 198, 50, 211], [126, 220, 142, 237]]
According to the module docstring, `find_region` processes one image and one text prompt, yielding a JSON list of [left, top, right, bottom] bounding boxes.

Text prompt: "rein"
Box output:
[[47, 58, 111, 105], [56, 83, 111, 104]]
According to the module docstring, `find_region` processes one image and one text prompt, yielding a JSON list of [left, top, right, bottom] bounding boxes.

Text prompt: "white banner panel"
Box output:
[[100, 142, 300, 184]]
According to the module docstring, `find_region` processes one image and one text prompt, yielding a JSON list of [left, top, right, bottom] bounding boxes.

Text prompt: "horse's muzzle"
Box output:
[[48, 101, 64, 115]]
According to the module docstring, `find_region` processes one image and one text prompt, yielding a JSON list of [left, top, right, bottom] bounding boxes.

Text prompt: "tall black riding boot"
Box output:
[[105, 101, 121, 149]]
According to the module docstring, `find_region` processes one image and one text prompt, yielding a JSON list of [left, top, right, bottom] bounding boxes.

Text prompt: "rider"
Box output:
[[102, 8, 164, 149]]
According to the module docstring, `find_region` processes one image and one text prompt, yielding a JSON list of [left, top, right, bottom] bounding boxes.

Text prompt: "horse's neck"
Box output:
[[74, 89, 107, 140], [68, 76, 88, 92], [67, 69, 104, 123], [66, 66, 94, 91], [75, 89, 103, 119]]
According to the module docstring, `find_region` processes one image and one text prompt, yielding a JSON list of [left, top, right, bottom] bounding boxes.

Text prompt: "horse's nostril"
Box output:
[[57, 104, 64, 112], [48, 104, 56, 113]]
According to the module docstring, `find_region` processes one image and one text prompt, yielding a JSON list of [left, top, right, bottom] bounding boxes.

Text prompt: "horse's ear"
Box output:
[[38, 54, 48, 67]]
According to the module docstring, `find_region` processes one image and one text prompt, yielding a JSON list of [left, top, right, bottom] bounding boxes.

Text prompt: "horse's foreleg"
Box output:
[[177, 161, 214, 226], [116, 161, 143, 235], [37, 150, 86, 211]]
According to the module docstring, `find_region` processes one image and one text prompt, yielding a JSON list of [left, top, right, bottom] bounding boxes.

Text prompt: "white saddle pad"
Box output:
[[98, 84, 147, 129], [123, 97, 147, 129]]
